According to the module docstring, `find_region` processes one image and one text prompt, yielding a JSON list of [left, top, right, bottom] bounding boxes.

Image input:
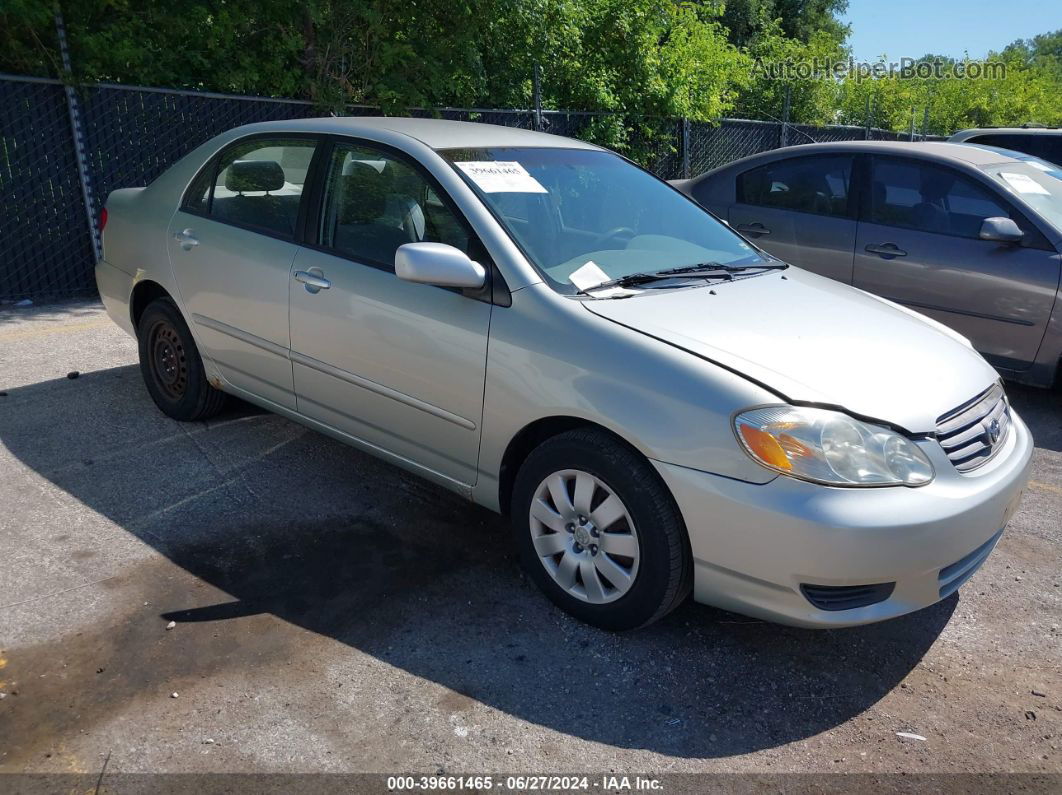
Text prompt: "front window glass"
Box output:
[[440, 147, 766, 292], [870, 158, 1016, 239], [320, 143, 471, 268], [982, 160, 1062, 229]]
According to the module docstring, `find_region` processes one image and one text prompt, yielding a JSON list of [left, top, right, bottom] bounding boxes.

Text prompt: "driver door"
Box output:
[[288, 140, 492, 487]]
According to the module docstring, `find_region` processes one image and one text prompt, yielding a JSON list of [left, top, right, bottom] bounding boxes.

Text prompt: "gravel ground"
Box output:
[[0, 300, 1060, 785]]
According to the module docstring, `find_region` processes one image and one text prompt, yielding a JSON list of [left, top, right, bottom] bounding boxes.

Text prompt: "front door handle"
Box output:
[[865, 243, 907, 258], [735, 222, 770, 236], [294, 270, 331, 293], [173, 228, 199, 250]]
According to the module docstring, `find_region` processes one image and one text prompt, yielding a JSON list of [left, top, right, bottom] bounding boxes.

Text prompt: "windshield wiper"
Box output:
[[656, 260, 788, 275], [580, 260, 787, 294]]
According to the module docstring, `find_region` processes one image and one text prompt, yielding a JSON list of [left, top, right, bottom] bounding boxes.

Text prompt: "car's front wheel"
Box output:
[[137, 297, 226, 421], [511, 428, 692, 630]]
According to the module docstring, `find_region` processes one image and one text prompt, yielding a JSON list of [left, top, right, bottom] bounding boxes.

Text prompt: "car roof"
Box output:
[[237, 116, 603, 151], [691, 140, 1030, 181]]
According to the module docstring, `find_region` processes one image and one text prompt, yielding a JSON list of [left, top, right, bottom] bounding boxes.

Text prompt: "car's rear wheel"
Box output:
[[137, 298, 226, 421], [511, 428, 692, 630]]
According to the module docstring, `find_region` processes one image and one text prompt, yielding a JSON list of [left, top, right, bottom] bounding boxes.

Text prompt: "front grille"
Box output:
[[938, 530, 1002, 598], [800, 582, 896, 611], [935, 384, 1011, 472]]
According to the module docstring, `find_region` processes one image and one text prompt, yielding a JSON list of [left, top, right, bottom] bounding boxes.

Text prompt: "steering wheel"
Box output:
[[591, 226, 636, 250]]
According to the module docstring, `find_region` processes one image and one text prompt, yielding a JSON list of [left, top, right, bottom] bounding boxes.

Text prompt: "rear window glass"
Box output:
[[736, 155, 853, 218], [186, 138, 317, 238]]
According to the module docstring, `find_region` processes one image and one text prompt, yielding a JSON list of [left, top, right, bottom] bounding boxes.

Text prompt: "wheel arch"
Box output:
[[129, 279, 175, 331], [497, 415, 654, 518]]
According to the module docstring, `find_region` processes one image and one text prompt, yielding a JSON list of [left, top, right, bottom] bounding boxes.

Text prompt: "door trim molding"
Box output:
[[191, 313, 291, 357], [290, 350, 477, 431], [885, 298, 1036, 327]]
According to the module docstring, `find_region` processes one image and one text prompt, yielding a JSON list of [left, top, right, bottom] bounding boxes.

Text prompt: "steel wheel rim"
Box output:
[[528, 469, 640, 604], [148, 320, 188, 400]]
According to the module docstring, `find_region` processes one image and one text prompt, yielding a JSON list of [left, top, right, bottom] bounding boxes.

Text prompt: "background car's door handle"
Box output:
[[173, 228, 198, 249], [294, 270, 331, 293], [865, 243, 907, 258], [735, 223, 770, 236]]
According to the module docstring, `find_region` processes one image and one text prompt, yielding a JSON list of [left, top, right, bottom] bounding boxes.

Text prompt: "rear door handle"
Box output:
[[735, 223, 770, 236], [173, 228, 198, 249], [294, 270, 331, 293], [865, 243, 907, 258]]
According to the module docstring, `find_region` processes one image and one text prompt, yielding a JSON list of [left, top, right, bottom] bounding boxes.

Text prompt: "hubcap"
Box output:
[[148, 321, 188, 400], [528, 469, 640, 604]]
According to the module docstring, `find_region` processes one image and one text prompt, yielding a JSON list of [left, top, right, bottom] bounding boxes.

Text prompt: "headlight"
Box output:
[[734, 406, 934, 487]]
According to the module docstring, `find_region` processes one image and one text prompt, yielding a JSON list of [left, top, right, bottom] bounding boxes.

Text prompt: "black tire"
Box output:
[[511, 428, 692, 631], [137, 297, 226, 421]]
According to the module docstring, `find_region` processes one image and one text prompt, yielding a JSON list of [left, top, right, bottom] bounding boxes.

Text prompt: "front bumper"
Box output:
[[653, 410, 1033, 628]]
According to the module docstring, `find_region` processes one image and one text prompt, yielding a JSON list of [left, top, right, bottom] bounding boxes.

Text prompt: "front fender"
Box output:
[[474, 284, 777, 511]]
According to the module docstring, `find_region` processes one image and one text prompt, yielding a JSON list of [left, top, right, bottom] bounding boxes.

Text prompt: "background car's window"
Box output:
[[319, 144, 470, 267], [870, 158, 1015, 238], [966, 134, 1062, 167], [736, 155, 853, 218], [207, 138, 316, 237]]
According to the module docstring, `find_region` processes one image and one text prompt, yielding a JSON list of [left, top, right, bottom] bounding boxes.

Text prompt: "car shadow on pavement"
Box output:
[[1, 364, 970, 759]]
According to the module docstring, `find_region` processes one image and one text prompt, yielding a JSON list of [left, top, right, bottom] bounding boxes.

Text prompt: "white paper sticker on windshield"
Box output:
[[568, 260, 611, 291], [1000, 171, 1050, 195], [455, 161, 548, 193]]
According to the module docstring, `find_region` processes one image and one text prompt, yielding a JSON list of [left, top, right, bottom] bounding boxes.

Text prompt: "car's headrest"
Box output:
[[338, 162, 391, 224], [225, 160, 285, 193]]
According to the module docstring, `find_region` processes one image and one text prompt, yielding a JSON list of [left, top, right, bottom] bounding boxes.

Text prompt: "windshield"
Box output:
[[440, 147, 767, 292], [981, 157, 1062, 229]]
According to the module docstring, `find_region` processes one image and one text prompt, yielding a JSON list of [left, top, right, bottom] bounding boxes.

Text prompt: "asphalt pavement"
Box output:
[[0, 300, 1059, 783]]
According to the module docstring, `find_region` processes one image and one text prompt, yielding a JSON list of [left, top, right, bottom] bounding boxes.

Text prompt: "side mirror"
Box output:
[[395, 242, 486, 289], [979, 216, 1023, 244]]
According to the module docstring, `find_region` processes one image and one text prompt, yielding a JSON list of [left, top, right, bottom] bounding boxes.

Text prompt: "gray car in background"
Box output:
[[949, 127, 1062, 166], [675, 141, 1062, 388]]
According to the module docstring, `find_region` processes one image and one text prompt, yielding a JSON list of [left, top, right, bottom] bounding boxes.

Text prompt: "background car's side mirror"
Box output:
[[395, 242, 486, 289], [979, 216, 1024, 244]]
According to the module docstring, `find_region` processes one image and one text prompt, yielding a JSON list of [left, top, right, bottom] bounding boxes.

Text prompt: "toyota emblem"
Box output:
[[987, 418, 1001, 445]]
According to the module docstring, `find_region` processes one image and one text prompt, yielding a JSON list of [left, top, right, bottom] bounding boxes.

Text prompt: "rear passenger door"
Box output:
[[853, 156, 1059, 369], [168, 135, 318, 409], [727, 154, 857, 282]]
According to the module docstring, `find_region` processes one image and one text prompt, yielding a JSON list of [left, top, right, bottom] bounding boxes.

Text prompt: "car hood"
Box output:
[[582, 267, 999, 434]]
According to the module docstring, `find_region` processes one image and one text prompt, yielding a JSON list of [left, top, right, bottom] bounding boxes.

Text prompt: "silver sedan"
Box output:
[[96, 118, 1032, 629]]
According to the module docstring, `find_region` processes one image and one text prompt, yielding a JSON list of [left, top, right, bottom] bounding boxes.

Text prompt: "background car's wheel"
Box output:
[[137, 297, 226, 421], [511, 428, 692, 630]]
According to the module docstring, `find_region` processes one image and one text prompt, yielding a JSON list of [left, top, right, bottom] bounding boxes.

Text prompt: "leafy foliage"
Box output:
[[0, 0, 1058, 136]]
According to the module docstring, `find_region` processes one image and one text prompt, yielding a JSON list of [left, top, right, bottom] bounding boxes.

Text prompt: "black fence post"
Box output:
[[780, 85, 791, 148], [681, 117, 691, 179], [54, 7, 100, 265], [532, 64, 542, 131]]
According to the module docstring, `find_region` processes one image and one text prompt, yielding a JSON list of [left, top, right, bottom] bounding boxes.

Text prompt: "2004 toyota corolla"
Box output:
[[95, 118, 1032, 630]]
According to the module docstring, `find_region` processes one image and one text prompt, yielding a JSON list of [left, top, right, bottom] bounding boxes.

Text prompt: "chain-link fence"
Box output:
[[0, 74, 940, 302]]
